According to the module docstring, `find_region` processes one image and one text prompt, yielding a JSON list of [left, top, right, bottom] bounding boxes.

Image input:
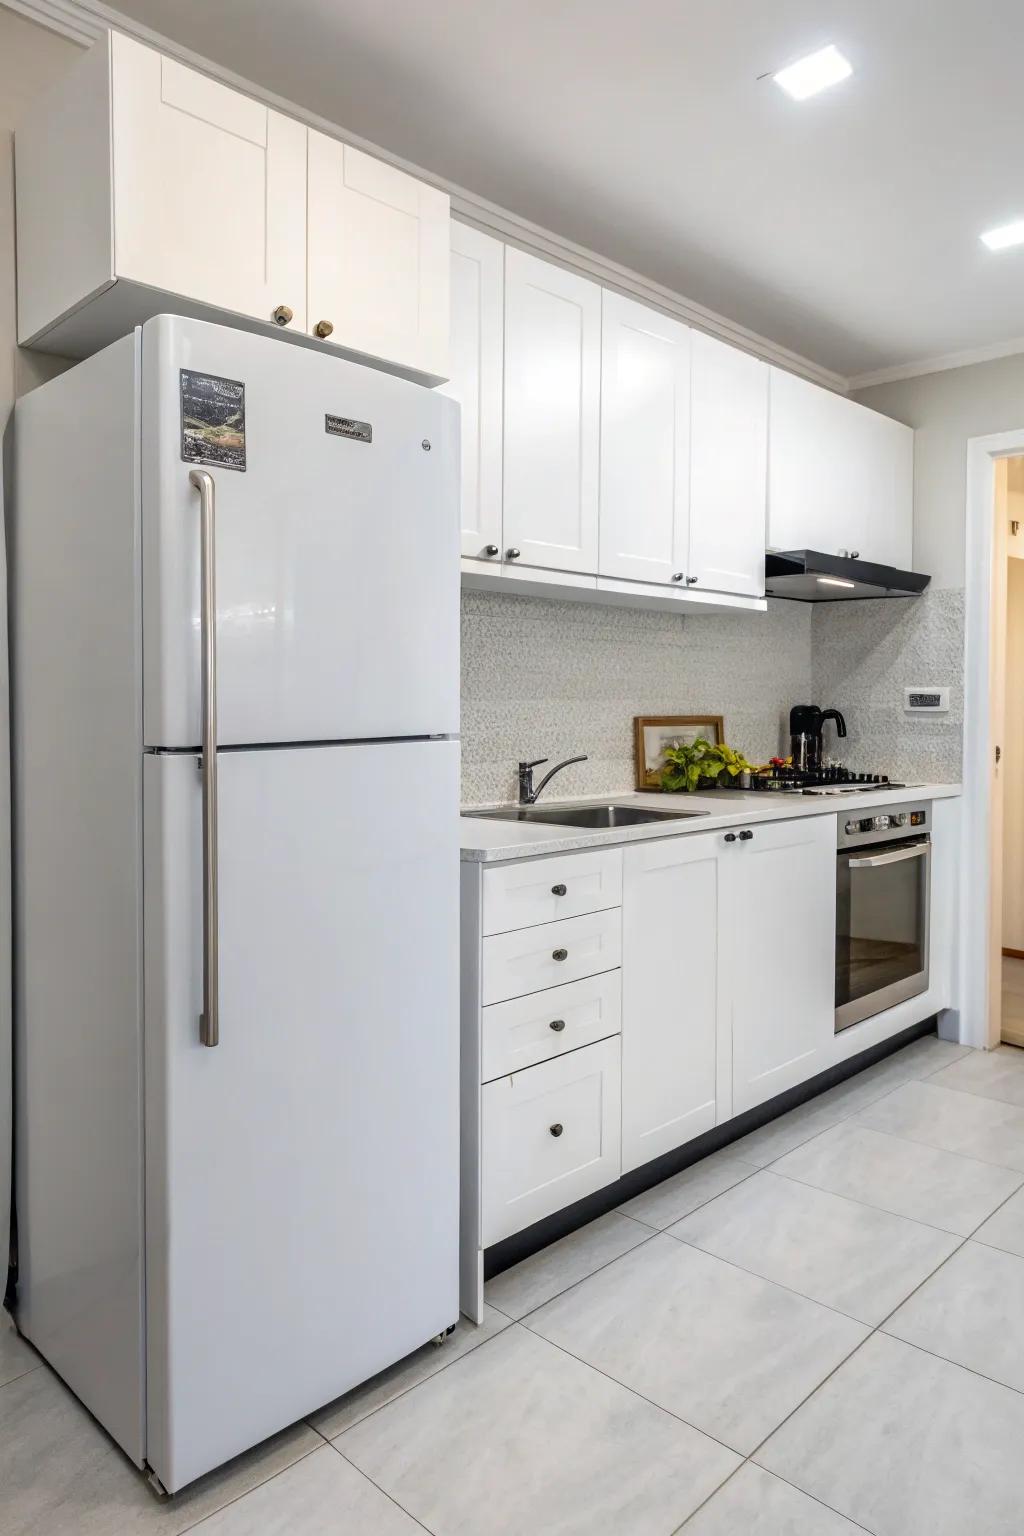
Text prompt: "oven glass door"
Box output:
[[836, 836, 930, 1031]]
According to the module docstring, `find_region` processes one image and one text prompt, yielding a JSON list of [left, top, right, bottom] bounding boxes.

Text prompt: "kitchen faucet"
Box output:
[[518, 755, 589, 805]]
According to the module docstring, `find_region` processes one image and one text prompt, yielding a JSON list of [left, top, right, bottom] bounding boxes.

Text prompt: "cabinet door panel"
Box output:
[[307, 135, 450, 381], [600, 293, 691, 584], [111, 34, 307, 330], [441, 224, 504, 561], [503, 249, 601, 572], [728, 816, 836, 1116], [621, 834, 721, 1173], [689, 332, 767, 597], [863, 412, 914, 568]]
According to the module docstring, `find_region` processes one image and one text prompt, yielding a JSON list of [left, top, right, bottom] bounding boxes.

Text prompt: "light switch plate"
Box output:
[[904, 686, 950, 714]]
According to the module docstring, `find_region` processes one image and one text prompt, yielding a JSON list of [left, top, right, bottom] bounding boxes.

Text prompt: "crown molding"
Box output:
[[849, 336, 1024, 393], [4, 0, 852, 394]]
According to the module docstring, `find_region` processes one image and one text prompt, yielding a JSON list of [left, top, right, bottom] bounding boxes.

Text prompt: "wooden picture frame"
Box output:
[[633, 715, 724, 791]]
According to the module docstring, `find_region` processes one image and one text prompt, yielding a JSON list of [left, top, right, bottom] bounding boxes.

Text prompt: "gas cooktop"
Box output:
[[744, 766, 907, 797]]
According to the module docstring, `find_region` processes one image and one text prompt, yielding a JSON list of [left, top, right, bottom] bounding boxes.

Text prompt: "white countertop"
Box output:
[[460, 783, 961, 862]]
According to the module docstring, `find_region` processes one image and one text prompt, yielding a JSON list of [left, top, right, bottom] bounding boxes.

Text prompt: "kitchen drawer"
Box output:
[[481, 908, 622, 1005], [481, 970, 621, 1082], [482, 848, 622, 935], [481, 1037, 621, 1246]]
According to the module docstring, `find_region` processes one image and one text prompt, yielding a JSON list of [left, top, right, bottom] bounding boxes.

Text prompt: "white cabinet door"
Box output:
[[768, 368, 914, 567], [688, 332, 767, 597], [307, 134, 450, 382], [727, 815, 836, 1116], [503, 248, 601, 573], [621, 834, 721, 1173], [599, 292, 691, 585], [111, 34, 307, 330], [441, 223, 504, 562]]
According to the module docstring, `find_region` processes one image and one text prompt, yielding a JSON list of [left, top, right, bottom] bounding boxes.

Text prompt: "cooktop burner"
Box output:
[[745, 765, 905, 796]]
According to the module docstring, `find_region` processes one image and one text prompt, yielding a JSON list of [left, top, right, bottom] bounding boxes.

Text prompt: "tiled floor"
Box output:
[[8, 1031, 1024, 1533]]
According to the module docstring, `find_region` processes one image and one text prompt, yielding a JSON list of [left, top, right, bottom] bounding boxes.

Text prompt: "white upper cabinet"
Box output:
[[441, 224, 504, 562], [769, 368, 914, 568], [16, 33, 450, 384], [503, 248, 601, 573], [307, 134, 450, 384], [688, 332, 768, 597], [111, 35, 307, 332], [599, 292, 691, 585]]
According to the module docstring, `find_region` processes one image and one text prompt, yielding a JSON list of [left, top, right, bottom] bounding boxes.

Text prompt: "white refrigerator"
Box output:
[[11, 315, 460, 1492]]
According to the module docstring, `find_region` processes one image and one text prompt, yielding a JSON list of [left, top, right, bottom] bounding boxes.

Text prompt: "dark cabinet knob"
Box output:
[[506, 547, 521, 560], [549, 1019, 566, 1033], [272, 304, 294, 326], [739, 829, 754, 841], [313, 319, 334, 339], [483, 544, 499, 557], [552, 947, 568, 962], [549, 1122, 564, 1137], [724, 832, 737, 843], [551, 883, 567, 896], [686, 576, 698, 585], [671, 572, 684, 582]]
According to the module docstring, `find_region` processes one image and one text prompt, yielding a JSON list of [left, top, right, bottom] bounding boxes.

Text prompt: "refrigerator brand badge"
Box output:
[[325, 415, 372, 443], [180, 370, 247, 472]]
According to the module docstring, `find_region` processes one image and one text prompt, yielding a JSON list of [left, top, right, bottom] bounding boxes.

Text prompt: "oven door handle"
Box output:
[[847, 843, 929, 869]]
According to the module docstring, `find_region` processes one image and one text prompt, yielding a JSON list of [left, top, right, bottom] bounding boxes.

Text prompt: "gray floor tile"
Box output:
[[883, 1240, 1024, 1392], [338, 1324, 739, 1536], [669, 1169, 958, 1324], [728, 1097, 849, 1168], [756, 1332, 1024, 1536], [857, 1078, 1024, 1170], [683, 1463, 866, 1535], [974, 1183, 1024, 1258], [0, 1312, 39, 1390], [618, 1151, 758, 1230], [527, 1233, 867, 1455], [484, 1211, 652, 1319], [185, 1445, 422, 1534], [0, 1365, 320, 1536], [310, 1305, 511, 1440], [773, 1121, 1023, 1236], [928, 1043, 1024, 1108]]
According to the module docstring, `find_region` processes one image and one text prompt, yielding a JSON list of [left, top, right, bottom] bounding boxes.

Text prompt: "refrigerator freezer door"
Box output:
[[141, 315, 459, 748], [143, 740, 459, 1492]]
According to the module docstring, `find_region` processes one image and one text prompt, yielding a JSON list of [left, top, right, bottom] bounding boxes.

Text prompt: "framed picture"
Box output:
[[633, 715, 724, 791]]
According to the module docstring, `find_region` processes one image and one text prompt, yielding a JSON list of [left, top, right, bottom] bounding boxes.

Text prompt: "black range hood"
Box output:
[[764, 550, 931, 602]]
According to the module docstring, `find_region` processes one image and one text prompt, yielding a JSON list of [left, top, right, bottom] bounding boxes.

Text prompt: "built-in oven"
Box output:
[[835, 803, 930, 1032]]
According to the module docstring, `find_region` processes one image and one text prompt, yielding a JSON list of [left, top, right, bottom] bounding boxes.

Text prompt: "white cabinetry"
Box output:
[[688, 332, 768, 598], [599, 292, 691, 585], [768, 368, 913, 569], [726, 815, 836, 1115], [442, 224, 504, 563], [621, 834, 723, 1173], [502, 249, 602, 573], [16, 33, 450, 384]]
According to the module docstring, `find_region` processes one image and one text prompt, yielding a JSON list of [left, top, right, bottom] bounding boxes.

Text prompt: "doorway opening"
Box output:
[[994, 458, 1024, 1048]]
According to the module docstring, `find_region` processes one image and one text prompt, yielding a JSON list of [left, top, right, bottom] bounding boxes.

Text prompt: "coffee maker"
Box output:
[[789, 704, 847, 772]]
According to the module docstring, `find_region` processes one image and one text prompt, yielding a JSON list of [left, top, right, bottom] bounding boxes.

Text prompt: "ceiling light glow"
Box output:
[[774, 45, 852, 101], [816, 575, 857, 589], [981, 221, 1024, 252]]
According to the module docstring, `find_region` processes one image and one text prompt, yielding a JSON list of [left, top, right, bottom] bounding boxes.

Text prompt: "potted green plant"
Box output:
[[660, 738, 761, 793]]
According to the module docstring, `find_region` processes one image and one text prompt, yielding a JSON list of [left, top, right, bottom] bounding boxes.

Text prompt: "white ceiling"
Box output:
[[107, 0, 1024, 380]]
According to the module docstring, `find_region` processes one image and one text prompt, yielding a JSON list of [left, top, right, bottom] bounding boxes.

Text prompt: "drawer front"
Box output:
[[482, 908, 622, 1005], [481, 1038, 621, 1246], [481, 970, 621, 1082], [482, 848, 623, 935]]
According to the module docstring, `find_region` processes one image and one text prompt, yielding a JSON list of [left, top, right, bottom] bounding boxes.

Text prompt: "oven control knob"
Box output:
[[874, 815, 891, 830], [892, 814, 906, 826], [845, 821, 858, 834]]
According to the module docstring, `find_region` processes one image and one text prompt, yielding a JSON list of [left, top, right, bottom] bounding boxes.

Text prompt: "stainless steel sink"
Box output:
[[465, 800, 708, 829]]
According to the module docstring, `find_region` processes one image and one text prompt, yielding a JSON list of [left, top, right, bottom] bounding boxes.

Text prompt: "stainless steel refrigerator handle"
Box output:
[[189, 469, 219, 1047], [847, 843, 929, 870]]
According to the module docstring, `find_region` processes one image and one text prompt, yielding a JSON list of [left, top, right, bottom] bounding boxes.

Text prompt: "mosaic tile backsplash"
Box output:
[[460, 585, 965, 806]]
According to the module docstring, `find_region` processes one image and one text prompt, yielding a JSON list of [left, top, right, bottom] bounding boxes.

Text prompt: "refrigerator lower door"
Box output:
[[141, 314, 459, 749], [143, 739, 459, 1492]]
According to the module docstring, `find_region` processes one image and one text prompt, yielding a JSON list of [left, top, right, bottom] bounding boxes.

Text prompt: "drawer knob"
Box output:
[[549, 1122, 564, 1137], [552, 947, 568, 962], [549, 1018, 566, 1033], [506, 547, 521, 560], [724, 832, 737, 843], [314, 319, 335, 339], [272, 304, 293, 326], [671, 572, 684, 582], [686, 576, 698, 585], [551, 883, 567, 896], [484, 544, 500, 557], [739, 829, 754, 841]]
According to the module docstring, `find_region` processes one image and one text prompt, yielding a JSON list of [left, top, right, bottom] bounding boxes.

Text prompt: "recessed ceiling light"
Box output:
[[773, 45, 853, 101], [981, 220, 1024, 252]]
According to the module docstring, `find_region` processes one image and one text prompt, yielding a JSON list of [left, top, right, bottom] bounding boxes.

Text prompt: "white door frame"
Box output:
[[962, 429, 1024, 1048]]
